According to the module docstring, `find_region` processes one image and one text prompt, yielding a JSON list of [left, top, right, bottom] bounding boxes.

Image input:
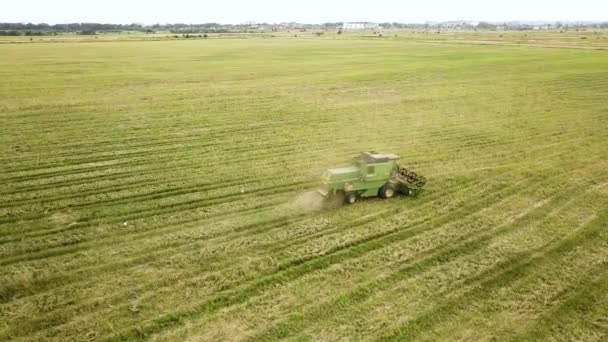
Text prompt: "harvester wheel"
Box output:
[[398, 168, 409, 179], [379, 184, 397, 199], [344, 192, 357, 204], [407, 172, 418, 183]]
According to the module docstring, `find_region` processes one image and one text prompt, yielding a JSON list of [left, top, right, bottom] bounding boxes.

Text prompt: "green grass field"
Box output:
[[1, 32, 608, 341]]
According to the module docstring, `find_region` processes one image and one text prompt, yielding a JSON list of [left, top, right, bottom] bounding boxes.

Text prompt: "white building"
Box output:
[[342, 22, 380, 30]]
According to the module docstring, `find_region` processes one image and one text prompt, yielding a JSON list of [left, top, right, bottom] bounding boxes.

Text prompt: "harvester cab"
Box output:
[[318, 152, 426, 204]]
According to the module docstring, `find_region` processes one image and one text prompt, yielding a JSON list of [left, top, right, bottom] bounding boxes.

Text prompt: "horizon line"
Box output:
[[2, 19, 607, 25]]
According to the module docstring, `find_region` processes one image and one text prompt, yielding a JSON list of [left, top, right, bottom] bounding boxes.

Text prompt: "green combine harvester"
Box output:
[[317, 152, 426, 204]]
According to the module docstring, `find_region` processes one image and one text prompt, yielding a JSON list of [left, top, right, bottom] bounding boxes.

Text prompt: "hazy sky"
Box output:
[[2, 0, 606, 24]]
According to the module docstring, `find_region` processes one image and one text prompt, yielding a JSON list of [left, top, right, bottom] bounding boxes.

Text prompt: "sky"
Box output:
[[1, 0, 606, 24]]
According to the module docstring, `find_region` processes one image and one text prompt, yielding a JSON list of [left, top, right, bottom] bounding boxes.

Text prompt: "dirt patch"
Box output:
[[48, 211, 80, 227]]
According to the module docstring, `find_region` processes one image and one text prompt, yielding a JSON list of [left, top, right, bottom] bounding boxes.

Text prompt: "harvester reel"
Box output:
[[398, 168, 409, 179], [407, 172, 418, 184], [415, 176, 427, 187]]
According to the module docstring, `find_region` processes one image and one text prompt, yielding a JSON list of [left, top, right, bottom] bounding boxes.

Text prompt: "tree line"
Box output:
[[0, 22, 231, 35], [1, 21, 607, 36]]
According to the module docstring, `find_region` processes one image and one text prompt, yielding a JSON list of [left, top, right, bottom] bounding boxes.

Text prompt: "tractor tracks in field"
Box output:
[[2, 107, 573, 189], [0, 143, 596, 340], [0, 116, 591, 234], [509, 262, 608, 341], [0, 129, 389, 220], [0, 169, 502, 338], [251, 173, 608, 341], [2, 118, 605, 340], [0, 175, 275, 231], [2, 107, 594, 237], [378, 205, 608, 341], [0, 169, 481, 308], [1, 119, 557, 245], [2, 139, 304, 191], [0, 176, 291, 239], [98, 164, 596, 341], [0, 121, 600, 272], [114, 159, 606, 341], [0, 179, 312, 257], [0, 147, 316, 223], [1, 113, 354, 176]]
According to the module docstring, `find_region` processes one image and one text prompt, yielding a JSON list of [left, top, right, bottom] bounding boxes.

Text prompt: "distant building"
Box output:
[[342, 22, 380, 30]]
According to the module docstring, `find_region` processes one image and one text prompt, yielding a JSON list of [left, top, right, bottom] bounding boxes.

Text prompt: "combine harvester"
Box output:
[[318, 152, 426, 204]]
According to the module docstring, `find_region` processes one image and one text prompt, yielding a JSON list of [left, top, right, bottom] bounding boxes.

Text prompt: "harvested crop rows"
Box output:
[[1, 34, 608, 341]]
